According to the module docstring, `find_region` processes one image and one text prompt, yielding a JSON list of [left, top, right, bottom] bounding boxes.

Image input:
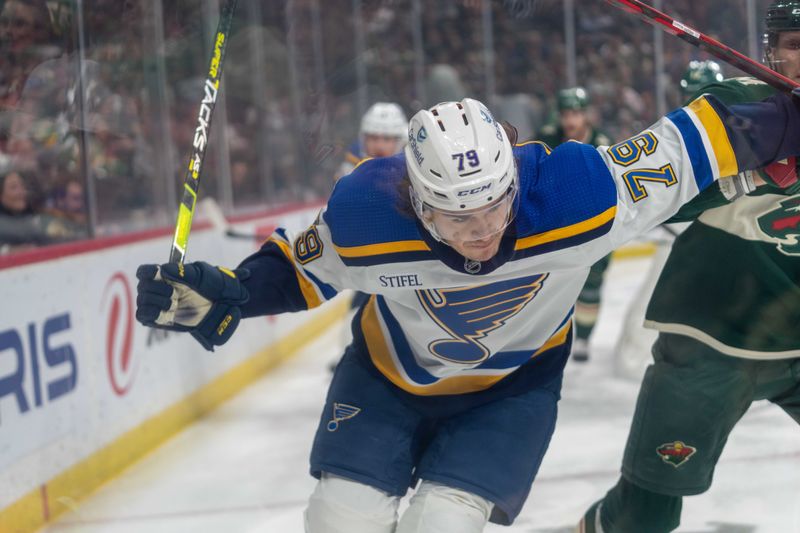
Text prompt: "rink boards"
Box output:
[[0, 203, 347, 533]]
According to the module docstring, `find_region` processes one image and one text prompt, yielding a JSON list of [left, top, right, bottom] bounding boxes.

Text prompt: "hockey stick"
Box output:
[[169, 0, 239, 264], [605, 0, 799, 92], [608, 0, 800, 190], [199, 197, 272, 241]]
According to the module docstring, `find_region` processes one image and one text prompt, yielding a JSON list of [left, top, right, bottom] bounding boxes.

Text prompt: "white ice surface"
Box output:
[[43, 257, 800, 532]]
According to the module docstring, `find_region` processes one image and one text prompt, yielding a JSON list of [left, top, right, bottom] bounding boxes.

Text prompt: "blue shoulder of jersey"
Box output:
[[512, 140, 617, 259], [344, 139, 363, 165], [323, 154, 435, 266]]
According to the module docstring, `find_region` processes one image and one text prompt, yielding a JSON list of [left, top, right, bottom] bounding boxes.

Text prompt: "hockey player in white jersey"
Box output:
[[336, 102, 408, 180], [136, 93, 800, 532], [334, 101, 409, 319]]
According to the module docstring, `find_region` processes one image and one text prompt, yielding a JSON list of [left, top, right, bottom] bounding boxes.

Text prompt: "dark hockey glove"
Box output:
[[136, 261, 250, 351]]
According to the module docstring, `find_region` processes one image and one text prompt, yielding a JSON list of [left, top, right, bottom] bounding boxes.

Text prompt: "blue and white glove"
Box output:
[[136, 261, 250, 351]]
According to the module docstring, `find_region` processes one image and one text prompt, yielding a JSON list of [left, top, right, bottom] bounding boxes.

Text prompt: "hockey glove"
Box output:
[[136, 261, 250, 351], [763, 156, 800, 195]]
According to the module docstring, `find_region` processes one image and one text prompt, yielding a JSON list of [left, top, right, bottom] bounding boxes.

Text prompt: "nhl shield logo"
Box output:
[[327, 403, 361, 432], [656, 441, 697, 468]]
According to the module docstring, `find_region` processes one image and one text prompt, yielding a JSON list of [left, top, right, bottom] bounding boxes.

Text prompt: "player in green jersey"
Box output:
[[536, 87, 612, 149], [679, 59, 724, 96], [579, 3, 800, 531], [537, 87, 613, 361]]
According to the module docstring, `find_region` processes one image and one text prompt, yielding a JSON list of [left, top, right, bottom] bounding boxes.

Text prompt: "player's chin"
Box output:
[[461, 239, 500, 262]]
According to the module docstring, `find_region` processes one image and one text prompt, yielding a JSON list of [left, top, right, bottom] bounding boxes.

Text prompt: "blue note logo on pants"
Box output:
[[327, 402, 361, 431]]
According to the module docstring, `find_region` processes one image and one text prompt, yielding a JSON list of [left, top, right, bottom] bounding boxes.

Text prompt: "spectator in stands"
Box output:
[[0, 169, 32, 214], [0, 0, 73, 196], [0, 169, 45, 250], [0, 0, 60, 111], [47, 177, 88, 240], [59, 179, 84, 216], [0, 0, 62, 131]]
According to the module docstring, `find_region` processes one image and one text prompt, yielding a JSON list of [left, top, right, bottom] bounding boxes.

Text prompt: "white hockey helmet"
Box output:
[[360, 102, 408, 139], [405, 98, 518, 242]]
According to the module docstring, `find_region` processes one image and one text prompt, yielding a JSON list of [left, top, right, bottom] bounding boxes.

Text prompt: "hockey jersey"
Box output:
[[535, 123, 612, 150], [336, 140, 365, 179], [646, 78, 800, 359], [240, 94, 800, 395]]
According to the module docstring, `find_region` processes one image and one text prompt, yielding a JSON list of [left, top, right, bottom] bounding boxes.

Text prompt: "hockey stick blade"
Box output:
[[199, 197, 269, 241], [169, 0, 239, 264], [606, 0, 799, 92]]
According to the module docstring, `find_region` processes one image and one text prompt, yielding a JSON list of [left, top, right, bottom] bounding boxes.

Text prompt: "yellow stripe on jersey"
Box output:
[[361, 298, 505, 395], [515, 140, 552, 154], [515, 206, 617, 252], [533, 319, 572, 355], [687, 97, 738, 177], [334, 239, 431, 258], [352, 156, 373, 170], [269, 236, 323, 309], [361, 296, 572, 396], [345, 152, 362, 165]]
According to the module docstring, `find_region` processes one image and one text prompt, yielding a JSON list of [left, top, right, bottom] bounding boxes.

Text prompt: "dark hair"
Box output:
[[395, 120, 519, 218], [0, 169, 36, 216]]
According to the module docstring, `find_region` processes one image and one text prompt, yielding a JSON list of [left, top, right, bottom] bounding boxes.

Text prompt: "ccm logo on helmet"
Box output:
[[457, 184, 492, 197]]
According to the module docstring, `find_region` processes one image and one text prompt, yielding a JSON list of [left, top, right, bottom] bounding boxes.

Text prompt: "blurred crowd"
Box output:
[[352, 0, 761, 140], [0, 0, 768, 254]]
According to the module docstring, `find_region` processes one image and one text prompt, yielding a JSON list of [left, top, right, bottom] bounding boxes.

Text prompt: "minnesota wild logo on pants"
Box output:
[[656, 440, 697, 467]]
